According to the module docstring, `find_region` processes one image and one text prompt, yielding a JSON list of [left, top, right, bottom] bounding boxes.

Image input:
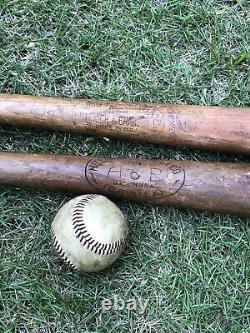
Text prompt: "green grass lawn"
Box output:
[[0, 1, 250, 332]]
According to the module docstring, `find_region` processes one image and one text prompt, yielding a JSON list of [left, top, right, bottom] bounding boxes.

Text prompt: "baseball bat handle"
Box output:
[[0, 152, 249, 216], [0, 94, 250, 154]]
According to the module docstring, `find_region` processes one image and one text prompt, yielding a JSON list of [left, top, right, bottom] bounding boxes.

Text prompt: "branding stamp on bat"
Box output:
[[85, 159, 185, 201]]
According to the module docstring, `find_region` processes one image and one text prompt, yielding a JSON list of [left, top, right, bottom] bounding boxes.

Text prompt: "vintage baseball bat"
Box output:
[[0, 94, 249, 154], [0, 152, 249, 216]]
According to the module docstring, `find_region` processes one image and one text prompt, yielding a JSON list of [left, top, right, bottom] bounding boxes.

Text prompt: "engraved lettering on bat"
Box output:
[[152, 110, 164, 130], [168, 112, 177, 141], [118, 115, 138, 127], [153, 188, 164, 197], [72, 111, 107, 127], [85, 159, 185, 199], [150, 168, 163, 182], [87, 160, 105, 185], [32, 108, 55, 119], [71, 106, 194, 138], [129, 170, 140, 180], [231, 128, 250, 139], [72, 109, 139, 131], [107, 167, 126, 186], [170, 165, 182, 174], [107, 167, 140, 184], [144, 109, 194, 140], [167, 110, 196, 133], [88, 160, 104, 172]]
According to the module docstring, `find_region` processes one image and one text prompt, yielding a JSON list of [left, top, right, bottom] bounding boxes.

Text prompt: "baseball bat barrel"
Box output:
[[0, 94, 249, 154], [0, 152, 249, 216]]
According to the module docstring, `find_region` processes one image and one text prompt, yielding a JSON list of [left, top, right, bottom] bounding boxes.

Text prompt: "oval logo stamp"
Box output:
[[85, 158, 185, 201]]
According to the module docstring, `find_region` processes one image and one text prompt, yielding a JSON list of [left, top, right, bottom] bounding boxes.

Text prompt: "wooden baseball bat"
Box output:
[[0, 152, 249, 216], [0, 94, 249, 154]]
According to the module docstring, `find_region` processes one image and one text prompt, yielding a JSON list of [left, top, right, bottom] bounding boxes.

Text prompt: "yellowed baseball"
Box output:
[[51, 194, 128, 272]]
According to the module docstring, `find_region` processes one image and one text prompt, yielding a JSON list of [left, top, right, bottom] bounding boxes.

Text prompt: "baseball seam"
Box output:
[[72, 195, 128, 256], [51, 229, 78, 270]]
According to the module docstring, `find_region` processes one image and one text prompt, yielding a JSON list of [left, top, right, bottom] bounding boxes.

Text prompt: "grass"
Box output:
[[0, 0, 250, 332]]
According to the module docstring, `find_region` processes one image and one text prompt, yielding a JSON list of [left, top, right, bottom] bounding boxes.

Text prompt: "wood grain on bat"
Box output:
[[0, 152, 249, 216], [0, 94, 249, 154]]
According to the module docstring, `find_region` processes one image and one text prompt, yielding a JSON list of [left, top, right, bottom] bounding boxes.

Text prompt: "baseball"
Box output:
[[51, 194, 129, 272]]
